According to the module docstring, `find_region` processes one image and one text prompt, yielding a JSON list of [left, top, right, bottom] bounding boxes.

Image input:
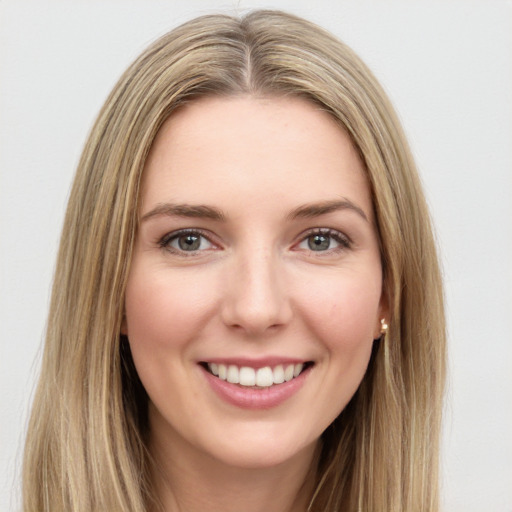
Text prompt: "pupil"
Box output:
[[179, 235, 200, 251], [308, 234, 330, 251]]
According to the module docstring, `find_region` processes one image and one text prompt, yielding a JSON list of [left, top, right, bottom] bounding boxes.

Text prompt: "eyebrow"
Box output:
[[140, 198, 368, 224], [141, 203, 226, 222], [288, 199, 369, 222]]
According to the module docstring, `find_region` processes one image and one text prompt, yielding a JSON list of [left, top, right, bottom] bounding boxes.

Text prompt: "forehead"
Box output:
[[141, 95, 372, 219]]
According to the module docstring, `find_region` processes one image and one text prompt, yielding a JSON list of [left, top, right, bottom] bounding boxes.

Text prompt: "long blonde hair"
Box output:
[[23, 10, 445, 511]]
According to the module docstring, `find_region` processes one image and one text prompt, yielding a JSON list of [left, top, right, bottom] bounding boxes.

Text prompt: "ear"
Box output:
[[120, 314, 128, 336], [374, 290, 390, 340]]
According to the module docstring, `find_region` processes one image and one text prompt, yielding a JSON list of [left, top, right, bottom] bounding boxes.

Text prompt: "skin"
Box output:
[[123, 95, 387, 512]]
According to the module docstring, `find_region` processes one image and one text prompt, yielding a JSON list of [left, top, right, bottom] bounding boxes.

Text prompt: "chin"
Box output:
[[202, 432, 319, 471]]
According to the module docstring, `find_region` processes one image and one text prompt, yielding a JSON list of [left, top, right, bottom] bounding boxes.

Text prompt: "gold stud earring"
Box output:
[[380, 318, 388, 336]]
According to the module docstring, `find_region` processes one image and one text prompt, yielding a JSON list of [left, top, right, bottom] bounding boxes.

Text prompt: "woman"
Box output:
[[22, 10, 445, 512]]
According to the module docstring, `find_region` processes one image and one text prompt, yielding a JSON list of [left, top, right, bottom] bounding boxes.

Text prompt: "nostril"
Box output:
[[222, 303, 293, 335]]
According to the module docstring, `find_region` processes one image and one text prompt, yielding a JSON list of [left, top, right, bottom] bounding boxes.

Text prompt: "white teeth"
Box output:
[[273, 364, 285, 384], [207, 362, 308, 387], [284, 364, 294, 382], [256, 367, 273, 387], [239, 367, 256, 386], [226, 365, 239, 384]]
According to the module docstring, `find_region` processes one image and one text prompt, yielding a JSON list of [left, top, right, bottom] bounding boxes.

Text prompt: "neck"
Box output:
[[148, 413, 319, 512]]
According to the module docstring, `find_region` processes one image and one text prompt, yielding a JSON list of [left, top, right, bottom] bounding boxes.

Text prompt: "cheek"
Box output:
[[124, 266, 217, 349], [296, 269, 382, 354], [288, 270, 382, 432], [123, 265, 220, 410]]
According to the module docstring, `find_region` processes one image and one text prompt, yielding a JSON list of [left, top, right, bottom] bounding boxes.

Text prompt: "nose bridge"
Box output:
[[222, 243, 291, 334]]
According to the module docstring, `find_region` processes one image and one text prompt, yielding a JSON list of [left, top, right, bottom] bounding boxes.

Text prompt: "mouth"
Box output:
[[200, 361, 314, 388]]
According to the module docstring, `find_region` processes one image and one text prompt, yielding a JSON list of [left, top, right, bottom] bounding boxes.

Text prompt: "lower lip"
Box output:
[[202, 366, 311, 410]]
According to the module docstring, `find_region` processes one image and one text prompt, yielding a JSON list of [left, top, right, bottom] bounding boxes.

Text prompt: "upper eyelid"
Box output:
[[159, 228, 218, 248], [161, 227, 210, 239], [295, 227, 352, 244], [156, 226, 352, 250]]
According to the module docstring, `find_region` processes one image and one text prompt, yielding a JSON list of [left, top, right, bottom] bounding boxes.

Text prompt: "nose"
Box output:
[[220, 247, 292, 336]]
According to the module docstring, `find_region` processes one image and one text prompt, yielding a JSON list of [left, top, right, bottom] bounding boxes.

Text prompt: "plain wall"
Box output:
[[1, 1, 511, 511]]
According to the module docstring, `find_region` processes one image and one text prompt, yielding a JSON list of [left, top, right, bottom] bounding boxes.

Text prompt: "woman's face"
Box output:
[[124, 96, 386, 469]]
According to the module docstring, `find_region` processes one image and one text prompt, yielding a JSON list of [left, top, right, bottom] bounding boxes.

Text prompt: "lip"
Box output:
[[201, 362, 312, 410]]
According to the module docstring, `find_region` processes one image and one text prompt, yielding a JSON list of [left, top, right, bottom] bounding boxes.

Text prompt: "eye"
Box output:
[[160, 229, 215, 254], [296, 229, 350, 253]]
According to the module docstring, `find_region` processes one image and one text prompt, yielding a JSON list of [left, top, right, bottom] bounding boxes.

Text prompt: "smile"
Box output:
[[204, 362, 312, 388]]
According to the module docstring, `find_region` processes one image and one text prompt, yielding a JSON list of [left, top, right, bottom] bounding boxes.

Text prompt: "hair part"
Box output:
[[23, 10, 445, 512]]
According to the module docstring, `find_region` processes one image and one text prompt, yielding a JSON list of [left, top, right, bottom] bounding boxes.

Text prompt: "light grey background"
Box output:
[[1, 1, 511, 511]]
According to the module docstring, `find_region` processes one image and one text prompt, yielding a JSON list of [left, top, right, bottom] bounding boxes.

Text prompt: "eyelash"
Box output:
[[158, 229, 216, 256], [157, 228, 352, 255], [296, 228, 352, 254]]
